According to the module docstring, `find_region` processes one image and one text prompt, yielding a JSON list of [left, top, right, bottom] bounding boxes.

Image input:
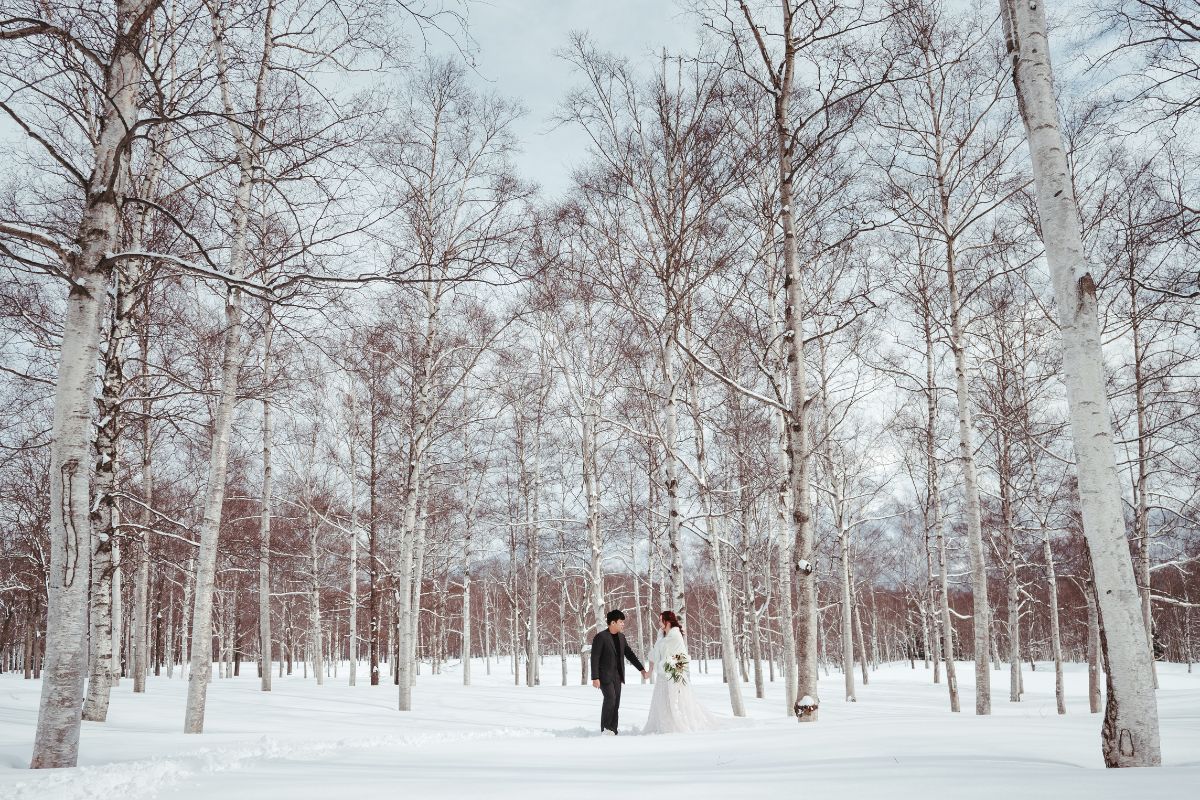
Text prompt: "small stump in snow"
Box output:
[[794, 695, 818, 722]]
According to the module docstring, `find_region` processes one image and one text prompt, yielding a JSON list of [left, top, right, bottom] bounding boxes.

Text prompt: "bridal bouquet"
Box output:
[[663, 652, 689, 684]]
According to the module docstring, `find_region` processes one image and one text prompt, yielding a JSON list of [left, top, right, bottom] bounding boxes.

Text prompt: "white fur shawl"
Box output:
[[649, 627, 688, 667]]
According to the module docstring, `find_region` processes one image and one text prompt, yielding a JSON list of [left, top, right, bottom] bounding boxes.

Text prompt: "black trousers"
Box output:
[[600, 680, 622, 733]]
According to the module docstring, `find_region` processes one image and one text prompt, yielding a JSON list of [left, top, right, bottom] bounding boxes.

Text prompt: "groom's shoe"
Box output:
[[602, 729, 616, 736]]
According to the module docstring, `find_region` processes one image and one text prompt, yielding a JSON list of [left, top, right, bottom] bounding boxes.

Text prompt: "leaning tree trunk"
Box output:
[[1001, 0, 1161, 766], [30, 0, 161, 769], [184, 0, 270, 733], [183, 274, 247, 733]]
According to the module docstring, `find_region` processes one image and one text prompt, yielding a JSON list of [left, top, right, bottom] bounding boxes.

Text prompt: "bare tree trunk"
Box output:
[[582, 411, 606, 635], [662, 334, 685, 617], [853, 580, 869, 687], [111, 543, 122, 687], [739, 496, 766, 700], [1086, 576, 1102, 714], [308, 508, 323, 686], [774, 408, 799, 715], [1044, 533, 1065, 715], [258, 318, 273, 692], [407, 492, 427, 689], [945, 235, 991, 716], [83, 286, 128, 721], [1001, 0, 1161, 766], [396, 522, 415, 708], [461, 523, 472, 687], [367, 431, 381, 686], [1000, 455, 1021, 703], [837, 484, 855, 703], [687, 368, 745, 717], [347, 411, 358, 687], [132, 424, 151, 694], [925, 308, 959, 712], [1131, 308, 1159, 690], [183, 0, 272, 733], [630, 536, 647, 682], [29, 0, 161, 768], [525, 409, 543, 687]]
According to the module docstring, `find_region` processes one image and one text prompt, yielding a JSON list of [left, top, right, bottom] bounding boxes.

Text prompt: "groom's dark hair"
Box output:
[[606, 609, 625, 624]]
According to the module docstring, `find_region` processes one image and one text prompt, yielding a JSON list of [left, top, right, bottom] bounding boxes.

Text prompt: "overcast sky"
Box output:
[[456, 1, 703, 199]]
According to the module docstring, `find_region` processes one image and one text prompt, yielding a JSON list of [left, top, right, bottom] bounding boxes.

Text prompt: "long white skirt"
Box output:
[[642, 675, 724, 734]]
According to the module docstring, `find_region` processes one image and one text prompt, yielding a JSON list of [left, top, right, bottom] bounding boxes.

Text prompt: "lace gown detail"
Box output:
[[643, 628, 722, 735]]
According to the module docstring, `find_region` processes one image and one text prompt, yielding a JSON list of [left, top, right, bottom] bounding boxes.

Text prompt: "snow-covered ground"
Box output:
[[2, 658, 1198, 799]]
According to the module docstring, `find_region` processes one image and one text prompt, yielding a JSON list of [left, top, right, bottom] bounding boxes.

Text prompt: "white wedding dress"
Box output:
[[642, 628, 723, 735]]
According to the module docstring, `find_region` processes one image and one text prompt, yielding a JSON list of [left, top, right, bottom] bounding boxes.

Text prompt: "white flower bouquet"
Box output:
[[663, 651, 689, 684]]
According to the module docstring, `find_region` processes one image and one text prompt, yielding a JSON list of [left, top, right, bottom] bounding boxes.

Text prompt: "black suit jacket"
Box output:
[[590, 629, 645, 684]]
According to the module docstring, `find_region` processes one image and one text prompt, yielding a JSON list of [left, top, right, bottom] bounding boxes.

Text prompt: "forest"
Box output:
[[0, 0, 1197, 782]]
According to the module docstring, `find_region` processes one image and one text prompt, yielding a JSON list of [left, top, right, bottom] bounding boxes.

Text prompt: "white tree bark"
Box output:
[[945, 237, 991, 716], [29, 0, 160, 768], [258, 318, 273, 692], [687, 368, 745, 717], [132, 322, 153, 695], [83, 284, 128, 721], [184, 0, 270, 733], [1085, 576, 1103, 714], [923, 305, 960, 712], [347, 395, 359, 688], [1044, 532, 1065, 715], [770, 295, 799, 717], [582, 410, 606, 635], [525, 401, 543, 687], [836, 481, 855, 703], [1001, 0, 1161, 767], [308, 507, 323, 686], [661, 333, 686, 618]]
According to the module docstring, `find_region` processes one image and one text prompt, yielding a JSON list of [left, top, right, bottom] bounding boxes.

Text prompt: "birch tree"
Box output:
[[1001, 0, 1162, 767], [2, 0, 167, 767]]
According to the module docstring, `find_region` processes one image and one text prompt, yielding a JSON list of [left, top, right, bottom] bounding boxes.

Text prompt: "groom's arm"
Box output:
[[589, 634, 602, 681]]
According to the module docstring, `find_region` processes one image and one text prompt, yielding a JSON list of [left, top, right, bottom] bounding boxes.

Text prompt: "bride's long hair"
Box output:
[[661, 610, 683, 636]]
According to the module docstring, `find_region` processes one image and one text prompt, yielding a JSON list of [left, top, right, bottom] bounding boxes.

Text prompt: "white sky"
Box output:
[[457, 0, 703, 199]]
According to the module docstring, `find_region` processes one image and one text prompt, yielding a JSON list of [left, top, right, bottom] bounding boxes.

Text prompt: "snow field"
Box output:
[[1, 658, 1198, 799]]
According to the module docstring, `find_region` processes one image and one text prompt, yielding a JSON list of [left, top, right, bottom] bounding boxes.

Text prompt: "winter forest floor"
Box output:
[[1, 659, 1198, 799]]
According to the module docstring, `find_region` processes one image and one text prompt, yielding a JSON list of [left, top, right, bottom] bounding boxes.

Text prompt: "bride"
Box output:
[[643, 610, 722, 734]]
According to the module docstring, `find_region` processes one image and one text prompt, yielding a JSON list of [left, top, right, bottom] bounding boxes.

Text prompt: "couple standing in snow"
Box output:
[[589, 609, 721, 735]]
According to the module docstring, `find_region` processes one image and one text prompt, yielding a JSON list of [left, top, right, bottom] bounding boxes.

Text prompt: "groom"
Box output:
[[590, 609, 648, 736]]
